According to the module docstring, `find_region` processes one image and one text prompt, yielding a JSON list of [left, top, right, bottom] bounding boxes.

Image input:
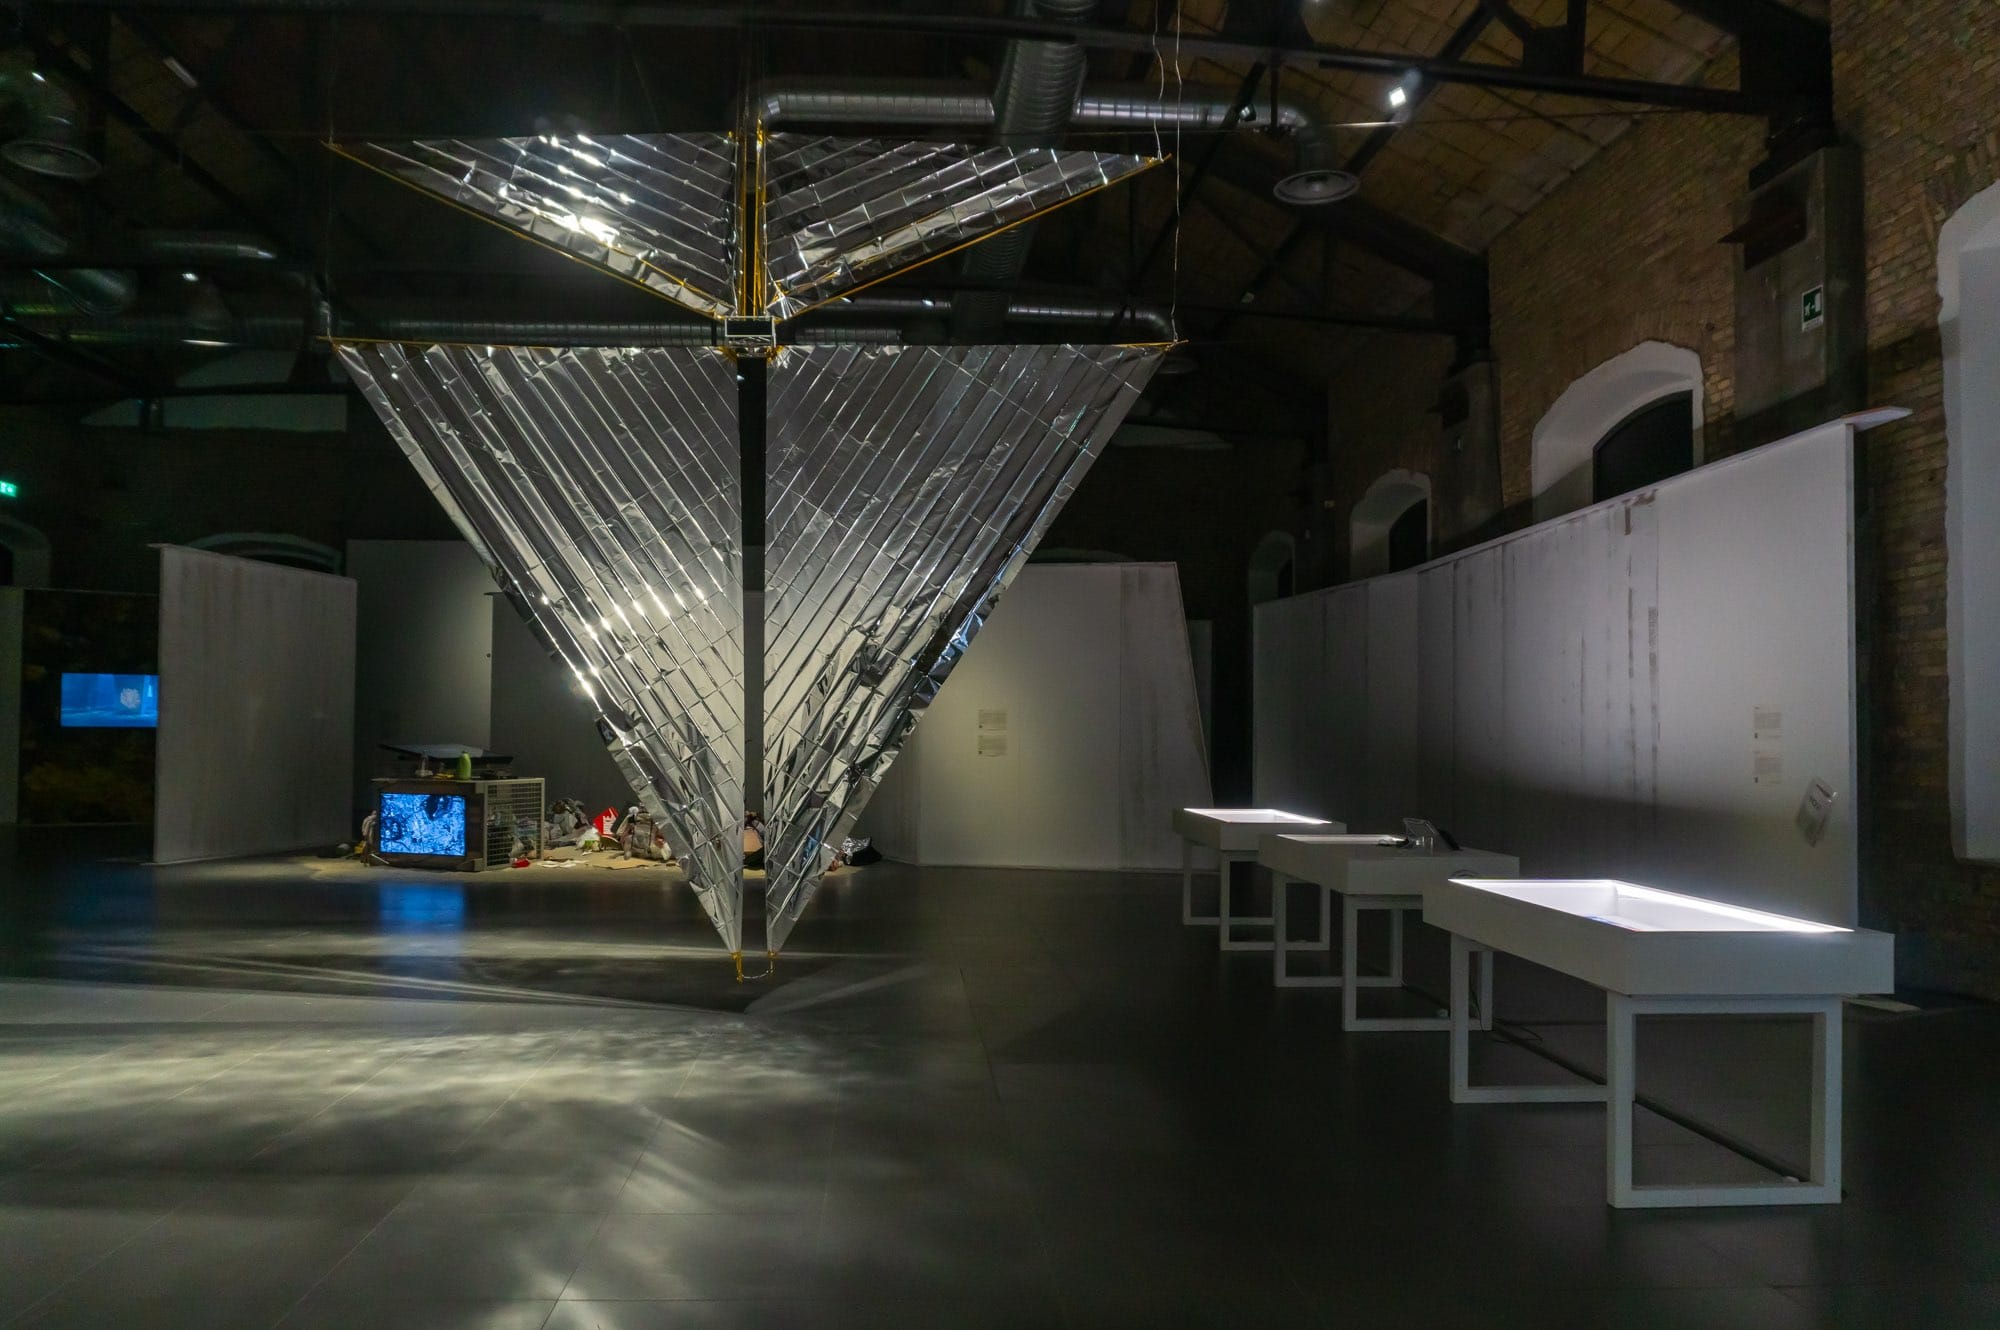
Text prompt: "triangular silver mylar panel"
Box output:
[[335, 134, 738, 319], [337, 342, 746, 952], [759, 135, 1158, 319], [760, 343, 1162, 953]]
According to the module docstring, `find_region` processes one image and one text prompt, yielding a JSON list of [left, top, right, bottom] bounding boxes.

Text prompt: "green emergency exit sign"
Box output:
[[1801, 285, 1825, 331], [0, 479, 17, 499]]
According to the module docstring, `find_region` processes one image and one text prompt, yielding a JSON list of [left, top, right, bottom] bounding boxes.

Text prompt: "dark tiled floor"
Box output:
[[0, 841, 1995, 1328]]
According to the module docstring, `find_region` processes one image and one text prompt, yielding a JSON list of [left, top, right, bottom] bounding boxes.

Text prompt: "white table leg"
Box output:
[[1273, 876, 1341, 986], [1449, 931, 1603, 1103], [1606, 994, 1844, 1208], [1181, 836, 1222, 925], [1218, 853, 1275, 952], [1343, 896, 1441, 1032], [1342, 896, 1360, 1028], [1180, 836, 1204, 925], [1478, 945, 1495, 1031], [1813, 1000, 1843, 1198], [1607, 993, 1638, 1207]]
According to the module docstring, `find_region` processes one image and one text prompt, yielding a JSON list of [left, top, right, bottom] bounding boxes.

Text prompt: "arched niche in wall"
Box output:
[[0, 517, 53, 588], [1349, 470, 1431, 580], [1531, 342, 1705, 521], [186, 532, 342, 574], [1247, 531, 1297, 605], [1939, 180, 2000, 864]]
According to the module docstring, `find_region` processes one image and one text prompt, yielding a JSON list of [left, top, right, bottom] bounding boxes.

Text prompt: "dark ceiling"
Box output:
[[0, 1, 1827, 437]]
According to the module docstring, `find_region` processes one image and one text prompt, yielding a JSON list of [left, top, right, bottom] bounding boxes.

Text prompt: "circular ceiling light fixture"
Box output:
[[3, 135, 101, 180], [1273, 167, 1360, 207], [0, 62, 102, 180]]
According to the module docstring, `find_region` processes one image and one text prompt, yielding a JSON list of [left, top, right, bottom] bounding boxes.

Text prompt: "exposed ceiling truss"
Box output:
[[0, 1, 1832, 417]]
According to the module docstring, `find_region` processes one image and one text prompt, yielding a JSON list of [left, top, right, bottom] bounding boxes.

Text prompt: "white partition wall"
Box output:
[[154, 547, 356, 863], [0, 588, 20, 825], [347, 540, 494, 805], [861, 563, 1211, 870], [1255, 419, 1865, 925], [488, 598, 629, 809]]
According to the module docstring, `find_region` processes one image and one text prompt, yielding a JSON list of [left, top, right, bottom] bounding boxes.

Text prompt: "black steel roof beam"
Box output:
[[68, 4, 1775, 114], [1, 310, 155, 393], [20, 27, 293, 246], [1205, 149, 1482, 289], [1104, 0, 1307, 338], [1344, 6, 1493, 193], [117, 13, 398, 264], [1659, 0, 1831, 153], [1187, 193, 1319, 303], [1204, 217, 1309, 338], [1172, 300, 1455, 333]]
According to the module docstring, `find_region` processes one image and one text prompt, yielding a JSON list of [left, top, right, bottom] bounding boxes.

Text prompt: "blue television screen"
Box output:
[[60, 673, 159, 729], [378, 792, 468, 857]]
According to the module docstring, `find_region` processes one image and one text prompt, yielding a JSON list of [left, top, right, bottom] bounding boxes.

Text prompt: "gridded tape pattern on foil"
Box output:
[[760, 343, 1161, 951], [759, 136, 1156, 319], [337, 341, 746, 951], [339, 134, 738, 318]]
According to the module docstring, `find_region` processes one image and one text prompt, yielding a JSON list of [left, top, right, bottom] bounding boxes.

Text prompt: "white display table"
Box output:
[[1170, 808, 1340, 952], [1428, 877, 1895, 1208], [1257, 834, 1517, 1029]]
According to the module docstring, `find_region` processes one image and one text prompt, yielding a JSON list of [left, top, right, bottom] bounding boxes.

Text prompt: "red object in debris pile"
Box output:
[[512, 857, 531, 869], [595, 807, 620, 836]]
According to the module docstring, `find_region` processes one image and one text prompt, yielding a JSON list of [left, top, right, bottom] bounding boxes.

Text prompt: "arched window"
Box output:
[[1940, 180, 2000, 864], [1350, 470, 1430, 580], [1593, 391, 1695, 503], [1386, 498, 1429, 573], [1532, 343, 1704, 520], [1247, 531, 1296, 605], [186, 533, 342, 574]]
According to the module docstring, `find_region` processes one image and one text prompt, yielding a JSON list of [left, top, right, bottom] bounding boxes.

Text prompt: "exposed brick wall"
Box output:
[[1315, 13, 2000, 995], [1321, 332, 1457, 580], [1487, 58, 1762, 507], [1832, 0, 2000, 996], [1324, 61, 1762, 525]]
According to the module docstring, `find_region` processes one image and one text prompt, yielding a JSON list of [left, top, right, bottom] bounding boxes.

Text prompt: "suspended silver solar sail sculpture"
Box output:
[[333, 134, 739, 319], [335, 132, 1154, 323], [335, 341, 748, 952], [331, 129, 1169, 960], [757, 136, 1159, 319], [760, 342, 1163, 952]]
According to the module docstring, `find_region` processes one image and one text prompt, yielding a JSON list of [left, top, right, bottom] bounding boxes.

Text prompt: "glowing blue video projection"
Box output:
[[378, 792, 468, 857], [60, 673, 158, 729]]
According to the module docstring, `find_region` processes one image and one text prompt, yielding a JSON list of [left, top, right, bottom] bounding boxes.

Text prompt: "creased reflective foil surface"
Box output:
[[337, 134, 738, 319], [760, 343, 1162, 951], [336, 342, 746, 951], [759, 136, 1156, 319]]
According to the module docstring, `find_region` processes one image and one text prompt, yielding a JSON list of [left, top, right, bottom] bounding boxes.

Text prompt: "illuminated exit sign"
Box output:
[[0, 480, 16, 499]]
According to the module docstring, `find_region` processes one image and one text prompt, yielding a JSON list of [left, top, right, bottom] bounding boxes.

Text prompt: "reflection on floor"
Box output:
[[0, 840, 1996, 1329]]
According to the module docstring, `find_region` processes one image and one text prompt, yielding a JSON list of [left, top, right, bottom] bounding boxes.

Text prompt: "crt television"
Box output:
[[377, 791, 468, 857], [60, 673, 159, 729]]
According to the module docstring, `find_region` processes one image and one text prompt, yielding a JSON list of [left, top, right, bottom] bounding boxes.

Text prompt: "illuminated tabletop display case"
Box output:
[[1428, 877, 1894, 1208], [1170, 808, 1342, 952], [1257, 833, 1519, 1027]]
